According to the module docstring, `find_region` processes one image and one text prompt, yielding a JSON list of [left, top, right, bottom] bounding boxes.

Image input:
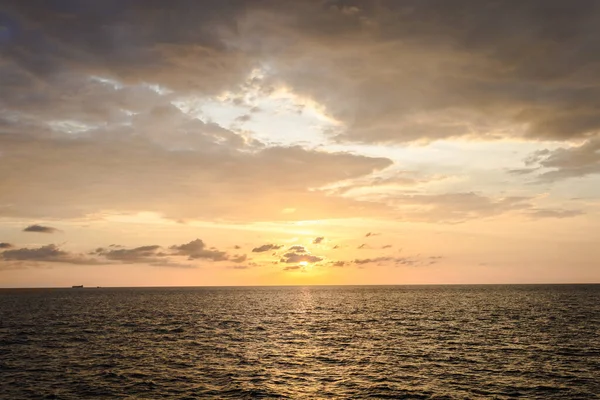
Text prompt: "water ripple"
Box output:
[[1, 285, 599, 399]]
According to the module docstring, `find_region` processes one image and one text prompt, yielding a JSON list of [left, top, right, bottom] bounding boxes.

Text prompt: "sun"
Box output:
[[299, 261, 308, 267]]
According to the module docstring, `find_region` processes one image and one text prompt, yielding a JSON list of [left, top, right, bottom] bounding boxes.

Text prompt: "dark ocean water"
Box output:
[[1, 285, 599, 399]]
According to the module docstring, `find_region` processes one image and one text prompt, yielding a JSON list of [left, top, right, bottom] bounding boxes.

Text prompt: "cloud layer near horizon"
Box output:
[[0, 235, 440, 273]]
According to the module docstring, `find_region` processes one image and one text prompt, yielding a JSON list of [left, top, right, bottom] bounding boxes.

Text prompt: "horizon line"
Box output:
[[1, 282, 599, 290]]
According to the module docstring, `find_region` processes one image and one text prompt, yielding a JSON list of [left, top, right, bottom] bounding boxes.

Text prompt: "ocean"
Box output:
[[1, 285, 598, 399]]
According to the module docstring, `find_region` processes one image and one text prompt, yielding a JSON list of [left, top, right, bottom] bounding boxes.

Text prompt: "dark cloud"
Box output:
[[312, 237, 324, 244], [329, 260, 347, 267], [381, 245, 392, 249], [252, 244, 283, 253], [23, 224, 59, 233], [519, 139, 600, 181], [280, 253, 323, 264], [170, 239, 228, 261], [259, 1, 600, 143], [93, 245, 164, 263], [1, 244, 100, 265], [0, 0, 253, 95], [354, 257, 392, 265], [288, 245, 306, 253], [0, 0, 597, 230], [283, 265, 302, 271], [2, 0, 597, 150], [230, 254, 248, 263], [0, 238, 239, 269], [92, 243, 197, 268]]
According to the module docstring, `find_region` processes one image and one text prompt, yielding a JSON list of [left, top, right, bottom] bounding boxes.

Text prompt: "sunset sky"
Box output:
[[1, 0, 599, 287]]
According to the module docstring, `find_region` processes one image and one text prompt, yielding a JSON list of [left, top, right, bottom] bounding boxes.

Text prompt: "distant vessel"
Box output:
[[72, 285, 83, 288]]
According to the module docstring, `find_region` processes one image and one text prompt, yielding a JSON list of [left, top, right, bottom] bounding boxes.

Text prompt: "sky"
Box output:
[[1, 0, 600, 287]]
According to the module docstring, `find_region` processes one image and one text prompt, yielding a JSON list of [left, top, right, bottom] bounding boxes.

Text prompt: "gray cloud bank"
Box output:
[[0, 1, 597, 222], [3, 0, 598, 143]]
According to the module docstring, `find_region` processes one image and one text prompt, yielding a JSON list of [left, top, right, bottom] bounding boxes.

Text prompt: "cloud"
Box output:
[[7, 0, 598, 145], [312, 237, 324, 244], [527, 209, 585, 219], [508, 167, 540, 176], [278, 244, 324, 264], [0, 238, 236, 269], [252, 244, 283, 253], [391, 192, 531, 223], [0, 111, 392, 221], [91, 239, 238, 265], [283, 265, 302, 271], [4, 1, 597, 143], [170, 239, 229, 261], [280, 253, 323, 264], [228, 265, 249, 270], [329, 260, 347, 267], [324, 172, 439, 197], [382, 191, 586, 223], [519, 139, 600, 181], [230, 254, 247, 263], [0, 11, 397, 222], [353, 256, 440, 267], [1, 0, 597, 231], [92, 243, 200, 268], [70, 1, 584, 144], [23, 224, 59, 233], [93, 245, 165, 263], [1, 244, 101, 265], [234, 114, 251, 123], [0, 243, 12, 249], [288, 245, 306, 253], [354, 257, 395, 265], [0, 0, 253, 96]]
